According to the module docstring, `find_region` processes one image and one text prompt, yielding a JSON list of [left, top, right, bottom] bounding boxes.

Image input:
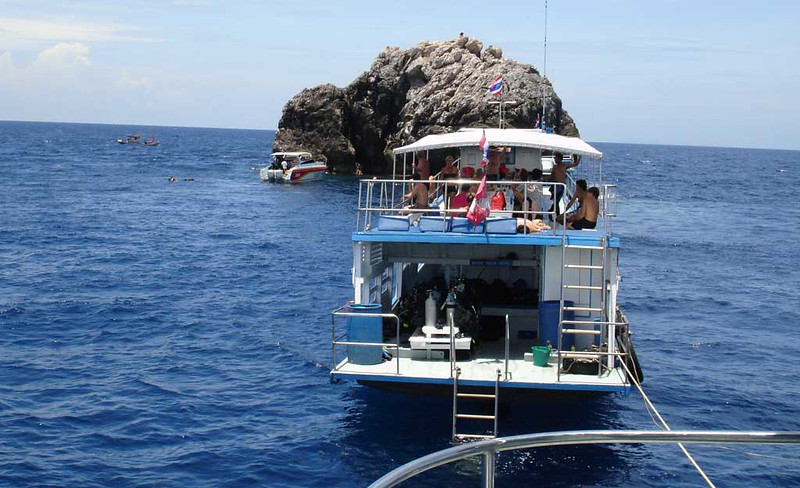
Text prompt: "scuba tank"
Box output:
[[445, 289, 457, 330], [425, 289, 440, 328]]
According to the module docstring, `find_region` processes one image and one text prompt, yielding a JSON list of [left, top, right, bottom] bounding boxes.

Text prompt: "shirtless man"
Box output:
[[548, 153, 580, 219], [565, 179, 588, 221], [568, 187, 599, 230], [414, 154, 431, 181], [486, 149, 502, 181], [402, 172, 429, 214]]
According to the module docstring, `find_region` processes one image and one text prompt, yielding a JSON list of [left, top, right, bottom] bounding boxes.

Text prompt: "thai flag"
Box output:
[[488, 75, 503, 96], [478, 130, 489, 166]]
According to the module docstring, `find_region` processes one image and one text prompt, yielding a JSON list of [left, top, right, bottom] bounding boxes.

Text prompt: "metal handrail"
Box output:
[[370, 430, 800, 488], [357, 178, 569, 233], [331, 306, 402, 376], [503, 314, 510, 381]]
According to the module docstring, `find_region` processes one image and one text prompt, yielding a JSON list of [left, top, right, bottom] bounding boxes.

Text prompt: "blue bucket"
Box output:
[[347, 303, 383, 365], [538, 300, 574, 350]]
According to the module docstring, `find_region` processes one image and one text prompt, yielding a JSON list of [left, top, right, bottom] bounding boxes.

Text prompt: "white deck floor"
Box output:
[[332, 346, 629, 393]]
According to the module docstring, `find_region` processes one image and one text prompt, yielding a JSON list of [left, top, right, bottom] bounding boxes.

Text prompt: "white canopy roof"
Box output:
[[393, 128, 602, 158], [271, 151, 312, 158]]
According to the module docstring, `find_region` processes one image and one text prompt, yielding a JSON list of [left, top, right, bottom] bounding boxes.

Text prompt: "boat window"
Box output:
[[391, 263, 402, 306], [369, 275, 380, 304], [381, 267, 390, 295]]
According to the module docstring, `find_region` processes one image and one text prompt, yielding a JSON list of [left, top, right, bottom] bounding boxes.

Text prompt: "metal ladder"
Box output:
[[452, 368, 500, 442], [558, 227, 608, 378]]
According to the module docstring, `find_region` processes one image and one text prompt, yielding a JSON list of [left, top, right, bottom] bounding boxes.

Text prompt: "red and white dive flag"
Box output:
[[467, 173, 490, 224], [479, 129, 489, 167], [488, 75, 503, 96], [468, 131, 491, 224]]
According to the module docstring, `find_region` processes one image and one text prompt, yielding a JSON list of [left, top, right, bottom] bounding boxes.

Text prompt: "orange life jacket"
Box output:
[[490, 191, 506, 210]]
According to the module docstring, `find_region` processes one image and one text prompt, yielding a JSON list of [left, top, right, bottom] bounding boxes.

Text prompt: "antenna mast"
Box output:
[[541, 0, 548, 130]]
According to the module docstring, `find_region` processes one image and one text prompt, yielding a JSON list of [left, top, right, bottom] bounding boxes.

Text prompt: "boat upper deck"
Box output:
[[353, 178, 619, 248], [354, 226, 619, 248]]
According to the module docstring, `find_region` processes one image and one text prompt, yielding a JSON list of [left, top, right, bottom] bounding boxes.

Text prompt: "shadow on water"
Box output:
[[337, 385, 652, 487]]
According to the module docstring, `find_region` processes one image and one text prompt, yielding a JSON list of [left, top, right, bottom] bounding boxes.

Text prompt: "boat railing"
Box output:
[[330, 305, 402, 376], [357, 178, 577, 233], [370, 430, 800, 488], [489, 311, 625, 383], [602, 184, 618, 236], [331, 301, 630, 384], [358, 177, 617, 233]]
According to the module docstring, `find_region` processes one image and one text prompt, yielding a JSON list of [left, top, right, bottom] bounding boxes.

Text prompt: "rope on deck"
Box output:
[[620, 360, 717, 488]]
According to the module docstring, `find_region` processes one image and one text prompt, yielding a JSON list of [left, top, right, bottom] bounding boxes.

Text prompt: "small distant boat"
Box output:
[[259, 151, 327, 183], [117, 134, 142, 145], [144, 138, 159, 146]]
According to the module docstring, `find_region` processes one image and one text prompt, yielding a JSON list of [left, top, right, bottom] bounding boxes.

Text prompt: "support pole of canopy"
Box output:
[[542, 0, 548, 129]]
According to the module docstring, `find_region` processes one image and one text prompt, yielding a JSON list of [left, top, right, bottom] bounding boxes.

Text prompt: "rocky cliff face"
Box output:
[[273, 35, 579, 174]]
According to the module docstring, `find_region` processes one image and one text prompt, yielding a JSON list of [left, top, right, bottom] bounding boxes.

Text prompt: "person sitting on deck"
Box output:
[[564, 179, 588, 222], [548, 153, 581, 219], [401, 172, 430, 214], [568, 187, 599, 230], [442, 183, 459, 212], [514, 192, 537, 220], [449, 191, 473, 215], [440, 155, 459, 179]]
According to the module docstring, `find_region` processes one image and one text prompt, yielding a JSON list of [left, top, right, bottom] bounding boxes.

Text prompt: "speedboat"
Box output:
[[117, 134, 142, 144], [144, 138, 159, 146], [329, 127, 642, 440], [259, 151, 327, 183]]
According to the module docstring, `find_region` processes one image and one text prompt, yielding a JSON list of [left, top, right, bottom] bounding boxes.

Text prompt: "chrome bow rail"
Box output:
[[369, 430, 800, 488]]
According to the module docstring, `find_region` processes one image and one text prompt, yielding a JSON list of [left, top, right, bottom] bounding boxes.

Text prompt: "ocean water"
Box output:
[[1, 121, 799, 487]]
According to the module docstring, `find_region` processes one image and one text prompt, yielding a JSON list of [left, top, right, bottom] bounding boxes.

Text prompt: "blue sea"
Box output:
[[1, 121, 799, 487]]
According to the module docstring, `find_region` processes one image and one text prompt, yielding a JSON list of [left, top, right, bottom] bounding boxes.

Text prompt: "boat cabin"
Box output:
[[269, 151, 312, 170], [330, 128, 639, 439]]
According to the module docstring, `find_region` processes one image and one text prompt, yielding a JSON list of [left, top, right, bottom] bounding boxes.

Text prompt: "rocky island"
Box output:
[[273, 35, 579, 175]]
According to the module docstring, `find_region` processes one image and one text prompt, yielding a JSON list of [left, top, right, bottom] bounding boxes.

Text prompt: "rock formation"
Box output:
[[273, 35, 579, 175]]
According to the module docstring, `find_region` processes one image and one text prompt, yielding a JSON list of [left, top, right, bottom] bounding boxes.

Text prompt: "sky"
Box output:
[[0, 0, 798, 150]]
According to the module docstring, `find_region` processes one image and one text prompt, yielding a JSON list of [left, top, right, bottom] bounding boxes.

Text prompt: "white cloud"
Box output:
[[0, 17, 161, 50], [31, 42, 91, 71], [0, 43, 95, 108]]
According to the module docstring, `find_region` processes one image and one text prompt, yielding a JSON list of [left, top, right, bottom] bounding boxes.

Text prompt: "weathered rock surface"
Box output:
[[273, 35, 579, 174]]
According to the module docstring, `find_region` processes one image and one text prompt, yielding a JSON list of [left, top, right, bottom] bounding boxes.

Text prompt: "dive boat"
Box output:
[[117, 134, 142, 144], [259, 151, 327, 183], [330, 128, 642, 440]]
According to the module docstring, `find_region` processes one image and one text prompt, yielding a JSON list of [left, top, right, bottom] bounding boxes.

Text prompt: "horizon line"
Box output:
[[1, 118, 797, 153]]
